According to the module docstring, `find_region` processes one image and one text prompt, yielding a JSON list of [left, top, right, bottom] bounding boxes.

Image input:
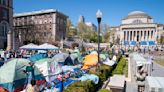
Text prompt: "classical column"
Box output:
[[132, 31, 134, 41], [126, 31, 128, 41], [129, 31, 131, 41]]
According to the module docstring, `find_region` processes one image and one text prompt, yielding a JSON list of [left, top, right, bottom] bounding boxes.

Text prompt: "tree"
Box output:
[[66, 19, 77, 37]]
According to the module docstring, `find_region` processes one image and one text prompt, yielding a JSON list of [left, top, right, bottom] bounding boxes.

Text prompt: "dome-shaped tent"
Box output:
[[0, 59, 44, 92]]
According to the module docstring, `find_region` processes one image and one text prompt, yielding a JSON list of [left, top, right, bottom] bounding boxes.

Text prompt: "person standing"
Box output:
[[26, 62, 35, 84]]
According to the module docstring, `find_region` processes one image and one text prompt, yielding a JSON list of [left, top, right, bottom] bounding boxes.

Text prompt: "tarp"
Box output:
[[130, 41, 137, 45], [19, 43, 39, 50], [140, 41, 148, 45], [82, 54, 98, 69], [38, 43, 59, 50], [79, 74, 99, 84], [54, 79, 77, 92], [29, 53, 48, 62], [0, 58, 44, 92], [103, 58, 115, 66]]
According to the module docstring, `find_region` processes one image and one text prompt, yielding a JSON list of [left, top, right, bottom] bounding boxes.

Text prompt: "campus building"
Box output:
[[13, 9, 68, 49], [0, 0, 13, 49], [112, 11, 164, 45]]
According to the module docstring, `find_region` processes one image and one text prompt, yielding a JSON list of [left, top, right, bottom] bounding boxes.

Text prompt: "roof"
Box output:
[[108, 75, 125, 88], [123, 11, 152, 20], [14, 9, 68, 18]]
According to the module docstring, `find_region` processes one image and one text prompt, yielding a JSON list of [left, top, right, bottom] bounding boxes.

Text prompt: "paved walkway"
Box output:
[[126, 55, 138, 92], [152, 62, 164, 77]]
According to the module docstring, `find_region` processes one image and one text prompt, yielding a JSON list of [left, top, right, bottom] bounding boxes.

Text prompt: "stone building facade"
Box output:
[[0, 0, 13, 49], [111, 11, 164, 45], [13, 9, 68, 49]]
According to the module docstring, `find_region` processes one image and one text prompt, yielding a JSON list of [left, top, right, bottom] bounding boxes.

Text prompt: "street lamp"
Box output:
[[96, 9, 102, 67]]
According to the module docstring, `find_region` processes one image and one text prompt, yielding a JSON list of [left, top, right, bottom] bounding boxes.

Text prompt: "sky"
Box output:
[[14, 0, 164, 26]]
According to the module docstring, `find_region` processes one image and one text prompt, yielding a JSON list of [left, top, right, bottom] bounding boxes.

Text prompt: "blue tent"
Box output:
[[29, 53, 48, 62]]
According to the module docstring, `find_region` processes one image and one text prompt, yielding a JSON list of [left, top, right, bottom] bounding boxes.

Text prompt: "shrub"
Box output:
[[98, 89, 112, 92], [63, 81, 95, 92], [112, 57, 126, 75]]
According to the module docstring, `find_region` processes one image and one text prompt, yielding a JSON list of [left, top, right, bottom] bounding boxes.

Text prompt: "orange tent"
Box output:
[[82, 54, 98, 69]]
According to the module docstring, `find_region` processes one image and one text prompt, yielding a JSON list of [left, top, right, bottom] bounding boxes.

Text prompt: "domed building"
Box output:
[[114, 11, 164, 45]]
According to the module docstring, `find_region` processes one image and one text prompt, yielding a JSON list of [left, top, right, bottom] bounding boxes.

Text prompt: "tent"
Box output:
[[29, 53, 48, 62], [52, 53, 69, 63], [19, 43, 39, 50], [0, 59, 44, 92], [35, 58, 62, 82], [82, 54, 98, 69], [38, 43, 59, 50]]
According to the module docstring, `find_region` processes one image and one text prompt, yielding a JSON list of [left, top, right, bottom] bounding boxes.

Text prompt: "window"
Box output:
[[1, 0, 8, 6], [2, 9, 8, 19], [0, 22, 8, 36]]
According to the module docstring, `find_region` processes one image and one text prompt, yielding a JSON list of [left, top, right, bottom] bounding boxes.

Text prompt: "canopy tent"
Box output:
[[19, 43, 39, 50], [0, 59, 44, 92], [29, 53, 48, 62], [35, 58, 62, 82], [82, 54, 98, 69], [37, 43, 59, 50]]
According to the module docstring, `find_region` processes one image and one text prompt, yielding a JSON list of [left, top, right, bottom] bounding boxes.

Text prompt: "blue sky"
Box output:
[[14, 0, 164, 26]]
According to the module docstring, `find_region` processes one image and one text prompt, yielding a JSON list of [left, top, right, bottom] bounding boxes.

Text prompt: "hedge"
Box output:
[[64, 65, 113, 92], [112, 57, 126, 75], [98, 89, 112, 92]]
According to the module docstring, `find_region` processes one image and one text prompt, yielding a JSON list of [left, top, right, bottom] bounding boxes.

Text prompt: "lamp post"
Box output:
[[96, 9, 102, 68]]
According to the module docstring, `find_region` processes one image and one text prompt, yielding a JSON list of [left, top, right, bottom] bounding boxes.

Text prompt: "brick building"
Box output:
[[13, 9, 68, 49]]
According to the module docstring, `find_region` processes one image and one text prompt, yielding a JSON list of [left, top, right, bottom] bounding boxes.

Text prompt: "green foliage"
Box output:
[[63, 81, 95, 92], [112, 57, 126, 75], [98, 89, 112, 92], [64, 64, 113, 92]]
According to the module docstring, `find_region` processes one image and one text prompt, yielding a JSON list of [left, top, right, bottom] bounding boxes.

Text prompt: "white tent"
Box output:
[[38, 43, 59, 50], [19, 43, 39, 50]]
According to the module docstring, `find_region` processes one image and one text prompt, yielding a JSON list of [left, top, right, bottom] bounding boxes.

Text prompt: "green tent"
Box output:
[[0, 58, 44, 92]]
